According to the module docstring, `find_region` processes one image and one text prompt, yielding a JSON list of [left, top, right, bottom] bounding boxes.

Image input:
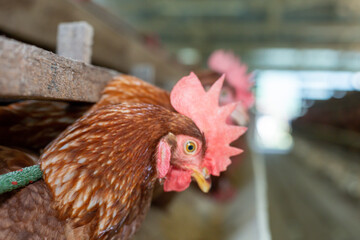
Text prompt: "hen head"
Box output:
[[156, 132, 209, 192], [156, 72, 246, 192], [208, 50, 254, 108]]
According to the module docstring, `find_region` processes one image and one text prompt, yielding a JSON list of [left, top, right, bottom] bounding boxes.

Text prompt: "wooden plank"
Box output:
[[57, 21, 94, 64], [0, 0, 187, 85], [0, 36, 118, 102]]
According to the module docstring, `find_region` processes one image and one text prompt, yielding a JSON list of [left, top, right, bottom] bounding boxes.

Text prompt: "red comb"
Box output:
[[208, 50, 254, 109], [170, 72, 247, 176]]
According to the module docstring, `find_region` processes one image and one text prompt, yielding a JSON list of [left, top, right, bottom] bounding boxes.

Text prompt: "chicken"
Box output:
[[0, 76, 172, 153], [0, 77, 177, 210], [0, 73, 245, 239], [0, 101, 89, 152], [195, 50, 254, 202], [204, 49, 254, 125], [0, 145, 38, 174], [151, 51, 255, 206]]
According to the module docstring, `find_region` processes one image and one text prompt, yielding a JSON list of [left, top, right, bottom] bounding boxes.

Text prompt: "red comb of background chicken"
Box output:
[[170, 72, 247, 176], [208, 50, 254, 109]]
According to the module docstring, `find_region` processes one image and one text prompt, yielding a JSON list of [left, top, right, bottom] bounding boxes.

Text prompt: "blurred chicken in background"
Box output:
[[197, 50, 254, 202]]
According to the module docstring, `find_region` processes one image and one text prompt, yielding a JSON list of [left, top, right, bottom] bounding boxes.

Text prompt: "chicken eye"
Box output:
[[184, 140, 197, 154], [221, 89, 228, 97]]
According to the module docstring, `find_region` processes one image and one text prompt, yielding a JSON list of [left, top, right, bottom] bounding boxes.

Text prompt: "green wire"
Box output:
[[0, 165, 43, 194]]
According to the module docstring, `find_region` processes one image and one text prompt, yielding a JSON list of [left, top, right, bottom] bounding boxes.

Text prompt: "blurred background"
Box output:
[[1, 0, 360, 239]]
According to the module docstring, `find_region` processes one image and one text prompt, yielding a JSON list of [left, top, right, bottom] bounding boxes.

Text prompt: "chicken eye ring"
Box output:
[[184, 140, 197, 154]]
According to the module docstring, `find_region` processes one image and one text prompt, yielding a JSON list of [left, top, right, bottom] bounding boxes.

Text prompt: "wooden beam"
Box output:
[[0, 0, 187, 84], [0, 36, 118, 102], [57, 21, 94, 64]]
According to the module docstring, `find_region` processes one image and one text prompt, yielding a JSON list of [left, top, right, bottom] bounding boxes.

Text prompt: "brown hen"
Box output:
[[0, 101, 89, 152], [0, 76, 170, 153], [0, 73, 245, 239]]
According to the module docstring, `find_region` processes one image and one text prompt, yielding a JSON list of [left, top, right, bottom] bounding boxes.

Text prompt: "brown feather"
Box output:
[[0, 75, 206, 239], [0, 75, 171, 154], [0, 146, 38, 174], [0, 76, 170, 153], [95, 75, 173, 111], [0, 146, 64, 239], [40, 103, 203, 239], [0, 101, 89, 152], [0, 181, 66, 240]]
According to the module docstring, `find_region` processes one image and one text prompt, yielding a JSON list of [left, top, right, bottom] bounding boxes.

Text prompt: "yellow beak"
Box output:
[[191, 168, 212, 193]]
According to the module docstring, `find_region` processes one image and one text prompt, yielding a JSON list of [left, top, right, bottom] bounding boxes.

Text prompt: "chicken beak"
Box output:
[[191, 168, 211, 193]]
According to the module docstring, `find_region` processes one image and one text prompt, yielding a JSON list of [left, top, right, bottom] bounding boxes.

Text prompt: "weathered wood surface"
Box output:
[[0, 0, 187, 85], [57, 21, 94, 64], [0, 36, 118, 102]]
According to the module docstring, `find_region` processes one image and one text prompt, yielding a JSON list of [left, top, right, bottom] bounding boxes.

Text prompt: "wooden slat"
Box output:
[[0, 0, 187, 85], [57, 21, 94, 64], [0, 36, 119, 102]]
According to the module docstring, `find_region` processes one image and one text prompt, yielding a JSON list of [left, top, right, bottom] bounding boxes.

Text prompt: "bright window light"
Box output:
[[256, 71, 302, 119], [253, 69, 358, 153], [254, 115, 293, 153]]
